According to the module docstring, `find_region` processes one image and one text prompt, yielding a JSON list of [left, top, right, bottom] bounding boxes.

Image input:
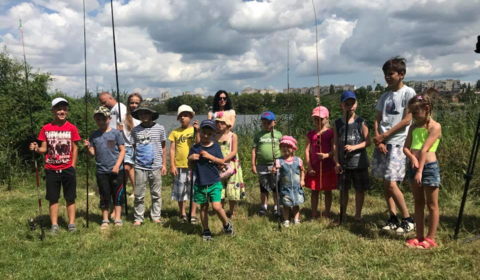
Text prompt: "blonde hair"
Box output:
[[408, 91, 434, 128], [125, 92, 143, 131]]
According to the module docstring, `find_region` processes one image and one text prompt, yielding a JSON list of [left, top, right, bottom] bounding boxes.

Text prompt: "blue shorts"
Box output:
[[408, 161, 440, 187], [124, 146, 135, 165]]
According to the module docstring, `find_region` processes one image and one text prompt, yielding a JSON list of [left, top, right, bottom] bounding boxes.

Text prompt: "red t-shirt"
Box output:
[[307, 128, 336, 171], [38, 121, 81, 170]]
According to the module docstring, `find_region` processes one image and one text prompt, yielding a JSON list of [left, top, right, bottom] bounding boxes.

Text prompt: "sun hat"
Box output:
[[177, 104, 195, 120], [132, 107, 159, 120], [51, 97, 68, 108], [279, 135, 298, 150], [312, 106, 329, 118], [93, 106, 111, 118], [214, 111, 231, 127]]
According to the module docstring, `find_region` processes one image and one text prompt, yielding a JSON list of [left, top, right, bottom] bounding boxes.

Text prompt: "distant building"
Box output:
[[241, 87, 277, 95], [182, 91, 191, 96]]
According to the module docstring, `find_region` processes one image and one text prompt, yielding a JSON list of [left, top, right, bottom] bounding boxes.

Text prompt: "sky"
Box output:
[[1, 0, 480, 97]]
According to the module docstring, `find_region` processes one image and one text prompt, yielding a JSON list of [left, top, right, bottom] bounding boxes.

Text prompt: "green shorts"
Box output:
[[194, 181, 223, 204]]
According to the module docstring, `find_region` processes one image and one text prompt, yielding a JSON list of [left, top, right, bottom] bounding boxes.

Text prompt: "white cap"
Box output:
[[177, 104, 195, 119], [51, 97, 68, 108]]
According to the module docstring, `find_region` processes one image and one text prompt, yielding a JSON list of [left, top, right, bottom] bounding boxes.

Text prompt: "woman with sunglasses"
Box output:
[[208, 90, 236, 130], [304, 106, 337, 220]]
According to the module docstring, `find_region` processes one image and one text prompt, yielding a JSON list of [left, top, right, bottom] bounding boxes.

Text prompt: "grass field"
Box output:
[[1, 176, 480, 280]]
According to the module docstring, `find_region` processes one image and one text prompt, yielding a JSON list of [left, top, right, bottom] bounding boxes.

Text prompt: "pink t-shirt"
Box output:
[[275, 157, 303, 168], [38, 121, 81, 170], [307, 129, 335, 171]]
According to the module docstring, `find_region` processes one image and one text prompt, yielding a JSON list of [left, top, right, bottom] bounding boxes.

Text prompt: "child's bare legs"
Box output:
[[66, 200, 75, 225], [191, 202, 198, 217], [114, 205, 121, 221], [355, 191, 365, 220], [384, 180, 410, 218], [200, 203, 210, 230], [211, 202, 229, 226], [282, 206, 290, 221], [260, 193, 268, 207], [410, 182, 425, 239], [311, 190, 319, 218], [102, 208, 109, 221], [341, 190, 349, 216], [178, 201, 186, 216], [228, 200, 236, 217], [425, 187, 439, 240], [49, 201, 59, 225], [324, 191, 332, 214], [292, 206, 300, 221], [125, 163, 135, 194]]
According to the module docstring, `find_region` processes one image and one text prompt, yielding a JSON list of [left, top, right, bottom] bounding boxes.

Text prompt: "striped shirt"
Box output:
[[131, 123, 166, 170]]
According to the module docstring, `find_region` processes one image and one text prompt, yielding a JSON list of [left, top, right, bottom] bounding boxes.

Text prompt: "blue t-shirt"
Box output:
[[89, 129, 125, 174], [188, 142, 224, 186], [131, 123, 167, 170]]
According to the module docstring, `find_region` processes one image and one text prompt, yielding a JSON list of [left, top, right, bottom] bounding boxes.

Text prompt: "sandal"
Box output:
[[179, 215, 187, 224], [100, 220, 110, 230], [190, 216, 199, 224], [322, 212, 332, 219], [114, 220, 123, 227], [416, 238, 438, 249], [405, 238, 423, 248]]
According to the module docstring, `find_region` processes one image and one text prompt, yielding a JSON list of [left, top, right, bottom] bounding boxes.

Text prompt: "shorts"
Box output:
[[337, 168, 371, 191], [194, 181, 223, 204], [171, 168, 191, 201], [96, 170, 125, 208], [45, 166, 77, 202], [257, 164, 278, 193], [408, 161, 441, 187], [371, 144, 406, 182], [124, 146, 135, 165], [305, 168, 337, 191]]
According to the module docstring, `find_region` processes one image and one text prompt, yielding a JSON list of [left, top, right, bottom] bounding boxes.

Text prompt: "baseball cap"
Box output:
[[312, 106, 329, 118], [200, 119, 216, 131], [340, 91, 357, 103], [260, 110, 276, 121], [51, 97, 68, 108], [132, 107, 159, 120], [177, 104, 195, 119], [93, 106, 111, 118]]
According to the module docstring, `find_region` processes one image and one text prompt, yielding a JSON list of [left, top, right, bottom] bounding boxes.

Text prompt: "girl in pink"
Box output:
[[305, 106, 337, 219]]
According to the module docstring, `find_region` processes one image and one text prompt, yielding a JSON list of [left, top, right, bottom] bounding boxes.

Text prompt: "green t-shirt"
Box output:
[[253, 129, 283, 165]]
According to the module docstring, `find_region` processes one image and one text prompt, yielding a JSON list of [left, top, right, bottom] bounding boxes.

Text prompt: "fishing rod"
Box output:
[[21, 19, 45, 241], [271, 127, 282, 231], [188, 128, 197, 224], [287, 41, 291, 136], [312, 0, 323, 223], [340, 111, 349, 225], [83, 0, 90, 228]]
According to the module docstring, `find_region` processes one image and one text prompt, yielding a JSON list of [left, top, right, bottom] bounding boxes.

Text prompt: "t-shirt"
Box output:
[[275, 157, 303, 168], [188, 142, 224, 186], [335, 116, 370, 169], [89, 129, 125, 174], [109, 102, 128, 130], [376, 85, 416, 145], [168, 126, 195, 168], [131, 123, 167, 170], [37, 121, 81, 171], [253, 129, 283, 165], [306, 129, 336, 171], [123, 117, 141, 147]]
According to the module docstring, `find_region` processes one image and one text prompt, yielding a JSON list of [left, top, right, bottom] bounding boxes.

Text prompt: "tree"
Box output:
[[329, 84, 335, 95], [476, 80, 480, 90], [375, 83, 384, 92], [366, 85, 373, 92]]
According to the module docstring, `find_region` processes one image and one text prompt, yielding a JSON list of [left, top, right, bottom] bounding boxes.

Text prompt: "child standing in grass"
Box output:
[[214, 111, 245, 218], [169, 105, 199, 224], [131, 107, 167, 226], [189, 120, 234, 241], [251, 111, 282, 216], [333, 91, 371, 223], [84, 106, 125, 229], [305, 106, 337, 219], [29, 98, 81, 233], [403, 93, 441, 249], [272, 136, 305, 227]]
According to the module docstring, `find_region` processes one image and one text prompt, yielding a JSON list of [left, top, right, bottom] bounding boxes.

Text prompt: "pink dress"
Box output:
[[305, 129, 338, 191]]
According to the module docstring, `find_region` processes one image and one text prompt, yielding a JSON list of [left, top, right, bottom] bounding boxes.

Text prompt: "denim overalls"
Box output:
[[278, 157, 305, 207]]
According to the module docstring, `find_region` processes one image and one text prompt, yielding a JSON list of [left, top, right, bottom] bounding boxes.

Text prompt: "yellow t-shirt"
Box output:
[[168, 127, 195, 168]]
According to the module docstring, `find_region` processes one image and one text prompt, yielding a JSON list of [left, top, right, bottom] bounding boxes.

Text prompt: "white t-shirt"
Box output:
[[109, 102, 127, 130], [123, 118, 141, 147], [375, 85, 416, 145]]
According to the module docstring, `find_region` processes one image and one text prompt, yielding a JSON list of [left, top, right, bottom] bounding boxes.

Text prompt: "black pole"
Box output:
[[454, 113, 480, 239], [188, 129, 197, 224], [110, 0, 128, 217], [21, 19, 45, 241], [340, 111, 349, 225], [83, 0, 90, 228], [271, 128, 282, 231]]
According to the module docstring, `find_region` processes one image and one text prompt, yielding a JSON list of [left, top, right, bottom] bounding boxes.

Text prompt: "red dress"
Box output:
[[305, 129, 338, 191]]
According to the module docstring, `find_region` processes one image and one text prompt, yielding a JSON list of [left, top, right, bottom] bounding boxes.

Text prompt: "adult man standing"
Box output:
[[99, 92, 127, 130]]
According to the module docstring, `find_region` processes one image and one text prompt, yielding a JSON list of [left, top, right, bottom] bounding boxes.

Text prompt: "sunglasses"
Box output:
[[219, 97, 227, 101]]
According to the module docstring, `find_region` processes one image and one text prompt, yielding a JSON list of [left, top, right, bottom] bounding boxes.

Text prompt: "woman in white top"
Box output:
[[208, 90, 236, 129]]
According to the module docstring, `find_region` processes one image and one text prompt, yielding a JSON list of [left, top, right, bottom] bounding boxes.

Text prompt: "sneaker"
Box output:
[[273, 209, 280, 217], [203, 229, 213, 241], [258, 208, 267, 216], [396, 219, 415, 235], [223, 221, 235, 236], [49, 224, 59, 235], [67, 224, 76, 233], [293, 219, 301, 225], [381, 217, 400, 231], [283, 220, 290, 228]]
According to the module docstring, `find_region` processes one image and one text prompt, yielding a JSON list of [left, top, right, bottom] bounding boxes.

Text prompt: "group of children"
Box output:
[[29, 56, 442, 248]]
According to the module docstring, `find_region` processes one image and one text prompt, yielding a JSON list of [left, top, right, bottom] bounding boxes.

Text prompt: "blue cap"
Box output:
[[260, 110, 276, 121], [200, 119, 216, 131], [340, 91, 357, 103]]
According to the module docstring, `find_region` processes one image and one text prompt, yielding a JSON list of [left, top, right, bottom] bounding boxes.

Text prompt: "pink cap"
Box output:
[[279, 135, 298, 150], [312, 106, 329, 118]]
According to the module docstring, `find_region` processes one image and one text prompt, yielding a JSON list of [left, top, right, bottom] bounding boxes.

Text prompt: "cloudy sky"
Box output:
[[1, 0, 479, 97]]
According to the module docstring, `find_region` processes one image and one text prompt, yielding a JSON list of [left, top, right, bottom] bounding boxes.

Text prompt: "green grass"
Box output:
[[1, 176, 480, 279]]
